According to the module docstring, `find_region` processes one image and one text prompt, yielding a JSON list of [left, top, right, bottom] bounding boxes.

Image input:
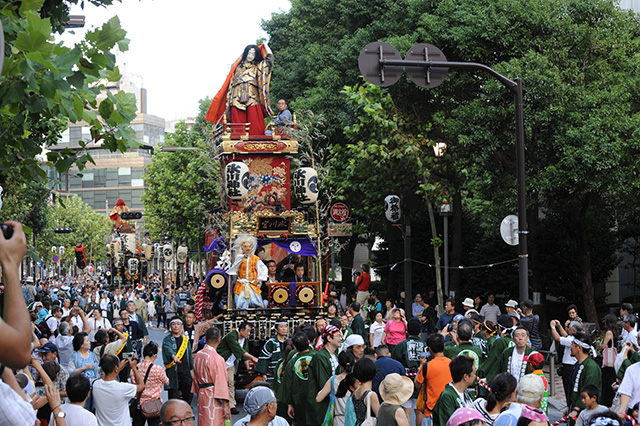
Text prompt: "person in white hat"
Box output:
[[341, 334, 365, 360], [378, 373, 413, 426], [462, 298, 475, 313], [505, 300, 520, 319]]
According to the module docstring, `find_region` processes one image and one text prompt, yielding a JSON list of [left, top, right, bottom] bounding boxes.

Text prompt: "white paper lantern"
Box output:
[[115, 253, 125, 268], [163, 244, 174, 261], [144, 244, 154, 261], [225, 161, 250, 200], [127, 258, 139, 275], [384, 195, 401, 223], [293, 167, 318, 204], [176, 245, 188, 264]]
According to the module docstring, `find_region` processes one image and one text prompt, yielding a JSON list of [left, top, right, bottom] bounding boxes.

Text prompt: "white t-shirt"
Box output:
[[92, 379, 137, 426], [622, 328, 639, 349], [47, 316, 60, 333], [510, 347, 525, 383], [619, 362, 640, 409], [70, 315, 84, 331], [370, 322, 385, 348], [559, 336, 578, 365], [88, 318, 111, 342], [49, 404, 98, 426]]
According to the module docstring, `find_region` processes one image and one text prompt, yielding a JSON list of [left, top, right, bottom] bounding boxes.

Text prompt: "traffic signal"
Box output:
[[74, 244, 86, 269], [54, 227, 73, 233], [120, 211, 143, 220]]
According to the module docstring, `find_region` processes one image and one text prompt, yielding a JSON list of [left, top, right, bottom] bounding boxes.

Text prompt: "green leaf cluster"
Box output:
[[0, 1, 137, 188]]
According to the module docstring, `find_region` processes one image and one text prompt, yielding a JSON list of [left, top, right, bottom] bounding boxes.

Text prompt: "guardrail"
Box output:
[[538, 349, 557, 396]]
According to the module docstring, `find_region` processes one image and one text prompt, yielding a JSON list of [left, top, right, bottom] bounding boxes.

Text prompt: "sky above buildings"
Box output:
[[60, 0, 292, 121]]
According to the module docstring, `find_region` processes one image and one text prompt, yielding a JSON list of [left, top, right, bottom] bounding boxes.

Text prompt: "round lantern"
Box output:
[[176, 244, 188, 263], [163, 244, 174, 261], [225, 161, 250, 200], [127, 258, 139, 275], [384, 195, 401, 223], [293, 167, 318, 204]]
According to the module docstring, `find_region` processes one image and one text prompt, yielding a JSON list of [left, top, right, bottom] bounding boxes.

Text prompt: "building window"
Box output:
[[118, 167, 131, 176]]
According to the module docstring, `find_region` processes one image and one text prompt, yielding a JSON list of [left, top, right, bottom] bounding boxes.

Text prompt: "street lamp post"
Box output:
[[438, 203, 453, 297]]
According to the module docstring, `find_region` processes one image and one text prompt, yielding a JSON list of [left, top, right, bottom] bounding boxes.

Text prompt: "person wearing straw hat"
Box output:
[[378, 373, 413, 426]]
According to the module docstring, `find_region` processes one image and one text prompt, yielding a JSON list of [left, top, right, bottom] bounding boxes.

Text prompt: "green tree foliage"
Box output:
[[142, 106, 220, 249], [264, 0, 640, 321], [0, 0, 138, 186], [36, 195, 112, 266]]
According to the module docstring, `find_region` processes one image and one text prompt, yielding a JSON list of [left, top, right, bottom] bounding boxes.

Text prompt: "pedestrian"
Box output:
[[316, 350, 356, 426], [282, 331, 316, 425], [348, 302, 366, 341], [370, 311, 386, 349], [575, 385, 609, 426], [355, 264, 371, 318], [436, 299, 457, 333], [392, 317, 427, 423], [415, 334, 452, 426], [519, 299, 542, 351], [378, 373, 413, 426], [382, 307, 407, 353], [48, 373, 97, 425], [159, 399, 195, 426], [493, 374, 546, 426], [192, 327, 231, 426], [550, 318, 581, 407], [93, 354, 144, 426], [471, 373, 517, 426], [566, 332, 602, 420], [162, 318, 194, 404], [217, 321, 259, 415], [68, 332, 100, 384], [307, 324, 343, 426], [480, 294, 501, 325], [256, 319, 288, 383], [131, 342, 169, 426], [347, 357, 380, 426], [599, 313, 619, 407], [234, 385, 289, 426], [431, 355, 476, 426], [498, 327, 533, 385]]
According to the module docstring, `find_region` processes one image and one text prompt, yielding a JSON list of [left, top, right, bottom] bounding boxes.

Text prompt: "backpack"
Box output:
[[37, 315, 54, 338]]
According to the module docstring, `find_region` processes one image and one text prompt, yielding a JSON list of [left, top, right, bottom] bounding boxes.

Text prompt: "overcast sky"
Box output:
[[60, 0, 292, 121]]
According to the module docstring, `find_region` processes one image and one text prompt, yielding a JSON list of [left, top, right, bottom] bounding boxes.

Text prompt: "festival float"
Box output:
[[195, 42, 325, 341]]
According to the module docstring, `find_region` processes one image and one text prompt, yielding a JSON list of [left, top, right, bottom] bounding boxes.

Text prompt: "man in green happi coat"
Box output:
[[163, 318, 194, 404], [432, 355, 476, 426], [566, 332, 602, 419], [282, 331, 316, 426], [306, 324, 343, 426], [256, 319, 288, 384], [498, 326, 533, 385]]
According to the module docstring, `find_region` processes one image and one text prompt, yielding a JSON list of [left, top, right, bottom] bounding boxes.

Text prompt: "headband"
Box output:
[[591, 417, 620, 426], [170, 318, 183, 326], [572, 336, 590, 349], [322, 325, 340, 339]]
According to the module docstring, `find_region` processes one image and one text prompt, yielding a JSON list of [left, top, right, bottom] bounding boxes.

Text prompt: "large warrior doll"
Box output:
[[227, 234, 268, 309], [205, 43, 274, 136]]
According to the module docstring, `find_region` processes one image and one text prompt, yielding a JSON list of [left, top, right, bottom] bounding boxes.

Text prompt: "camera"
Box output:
[[447, 323, 455, 332], [0, 224, 13, 240], [122, 352, 136, 359]]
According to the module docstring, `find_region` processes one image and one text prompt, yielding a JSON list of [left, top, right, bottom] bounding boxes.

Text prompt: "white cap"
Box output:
[[505, 299, 518, 308], [26, 276, 34, 283]]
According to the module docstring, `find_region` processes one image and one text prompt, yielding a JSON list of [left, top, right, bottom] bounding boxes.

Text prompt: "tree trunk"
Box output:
[[426, 199, 445, 312], [340, 235, 358, 293], [450, 188, 463, 297], [573, 200, 599, 326]]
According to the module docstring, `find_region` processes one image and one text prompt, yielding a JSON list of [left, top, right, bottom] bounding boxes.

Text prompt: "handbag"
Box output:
[[344, 394, 357, 426], [416, 361, 428, 412], [362, 391, 377, 426], [140, 397, 163, 418], [322, 375, 336, 426], [602, 341, 617, 368]]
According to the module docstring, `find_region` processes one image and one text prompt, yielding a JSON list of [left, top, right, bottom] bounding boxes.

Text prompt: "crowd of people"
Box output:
[[0, 223, 639, 426]]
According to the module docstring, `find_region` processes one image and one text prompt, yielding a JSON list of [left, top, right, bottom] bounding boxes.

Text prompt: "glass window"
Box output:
[[132, 189, 144, 208], [82, 172, 94, 181], [94, 191, 106, 206], [94, 169, 106, 187], [69, 175, 82, 189], [131, 179, 144, 187], [131, 167, 144, 179], [119, 190, 132, 206], [118, 173, 131, 186], [118, 167, 131, 176]]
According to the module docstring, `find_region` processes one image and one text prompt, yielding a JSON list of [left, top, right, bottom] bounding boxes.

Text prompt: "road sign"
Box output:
[[52, 255, 59, 263], [500, 215, 519, 246], [328, 222, 353, 237], [329, 201, 351, 223], [358, 41, 403, 87], [405, 43, 448, 88]]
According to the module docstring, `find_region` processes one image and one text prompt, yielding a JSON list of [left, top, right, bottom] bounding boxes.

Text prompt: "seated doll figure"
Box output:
[[228, 234, 268, 308]]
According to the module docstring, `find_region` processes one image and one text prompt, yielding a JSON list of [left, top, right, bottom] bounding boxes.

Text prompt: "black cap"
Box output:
[[522, 299, 534, 309]]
